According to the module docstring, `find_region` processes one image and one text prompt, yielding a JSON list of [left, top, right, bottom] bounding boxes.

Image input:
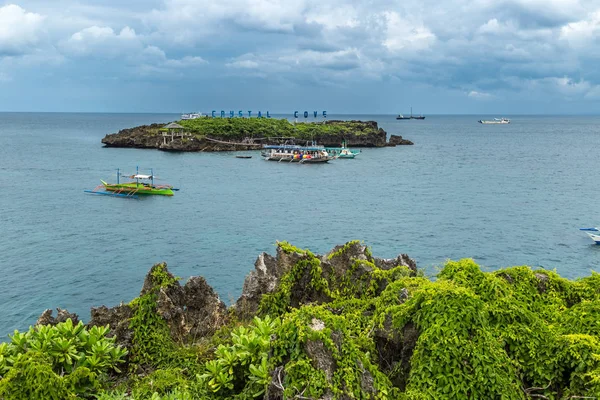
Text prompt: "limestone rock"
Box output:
[[387, 134, 414, 146], [35, 308, 79, 327], [181, 276, 228, 340], [234, 247, 303, 319], [88, 303, 134, 349], [88, 263, 227, 350], [373, 254, 418, 275], [235, 241, 417, 319]]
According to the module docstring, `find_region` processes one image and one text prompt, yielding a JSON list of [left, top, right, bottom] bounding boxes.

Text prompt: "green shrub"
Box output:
[[0, 319, 127, 399]]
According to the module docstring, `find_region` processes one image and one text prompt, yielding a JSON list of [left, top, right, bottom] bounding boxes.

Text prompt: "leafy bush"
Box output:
[[198, 315, 278, 399], [0, 319, 127, 399]]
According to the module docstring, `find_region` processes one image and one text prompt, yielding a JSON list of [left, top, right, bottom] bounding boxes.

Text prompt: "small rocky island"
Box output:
[[101, 118, 413, 151], [9, 240, 600, 399]]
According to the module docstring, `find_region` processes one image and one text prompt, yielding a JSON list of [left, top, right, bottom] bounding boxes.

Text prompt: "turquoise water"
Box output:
[[2, 113, 600, 334]]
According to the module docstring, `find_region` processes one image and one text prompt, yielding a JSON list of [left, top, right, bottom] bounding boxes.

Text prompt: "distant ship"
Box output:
[[396, 107, 425, 120], [478, 118, 510, 124]]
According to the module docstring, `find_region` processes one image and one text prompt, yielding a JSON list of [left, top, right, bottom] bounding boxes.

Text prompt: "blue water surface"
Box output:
[[1, 112, 599, 334]]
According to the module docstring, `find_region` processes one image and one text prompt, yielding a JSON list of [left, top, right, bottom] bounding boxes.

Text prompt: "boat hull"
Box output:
[[102, 182, 174, 196], [262, 156, 330, 163], [479, 120, 510, 124], [586, 232, 600, 244]]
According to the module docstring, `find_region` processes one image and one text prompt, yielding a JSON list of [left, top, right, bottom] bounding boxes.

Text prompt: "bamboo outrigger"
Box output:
[[85, 167, 177, 199]]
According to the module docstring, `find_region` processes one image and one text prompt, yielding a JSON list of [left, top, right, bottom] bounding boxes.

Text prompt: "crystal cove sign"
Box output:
[[211, 110, 271, 118], [209, 110, 328, 119], [294, 111, 327, 119]]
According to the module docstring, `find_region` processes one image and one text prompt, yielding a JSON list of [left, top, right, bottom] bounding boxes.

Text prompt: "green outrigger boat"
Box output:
[[86, 168, 176, 198]]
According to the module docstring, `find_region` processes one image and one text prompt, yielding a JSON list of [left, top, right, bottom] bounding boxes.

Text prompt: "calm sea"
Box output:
[[1, 113, 600, 334]]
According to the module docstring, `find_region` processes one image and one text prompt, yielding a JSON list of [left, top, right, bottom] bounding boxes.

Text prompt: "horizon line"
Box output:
[[1, 111, 600, 116]]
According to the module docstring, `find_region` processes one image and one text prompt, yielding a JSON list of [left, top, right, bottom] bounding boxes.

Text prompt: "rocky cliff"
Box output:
[[29, 241, 600, 399]]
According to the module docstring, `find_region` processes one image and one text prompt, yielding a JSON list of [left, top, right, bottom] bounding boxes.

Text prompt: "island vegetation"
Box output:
[[2, 240, 599, 399]]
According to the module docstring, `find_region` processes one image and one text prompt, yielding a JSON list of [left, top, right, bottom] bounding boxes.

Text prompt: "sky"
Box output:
[[1, 0, 600, 114]]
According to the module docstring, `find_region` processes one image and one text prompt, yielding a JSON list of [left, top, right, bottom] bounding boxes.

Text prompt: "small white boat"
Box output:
[[580, 228, 600, 244], [181, 112, 202, 120], [479, 118, 510, 124]]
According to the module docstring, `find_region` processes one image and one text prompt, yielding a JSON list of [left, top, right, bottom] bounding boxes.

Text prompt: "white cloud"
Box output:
[[136, 44, 207, 76], [62, 25, 142, 57], [226, 59, 260, 69], [468, 90, 493, 99], [0, 4, 45, 55], [3, 0, 600, 109], [559, 11, 600, 46], [382, 11, 436, 53]]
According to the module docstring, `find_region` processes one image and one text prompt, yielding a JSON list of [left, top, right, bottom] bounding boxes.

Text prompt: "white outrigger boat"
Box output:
[[479, 118, 510, 124], [580, 228, 600, 244], [261, 145, 333, 163]]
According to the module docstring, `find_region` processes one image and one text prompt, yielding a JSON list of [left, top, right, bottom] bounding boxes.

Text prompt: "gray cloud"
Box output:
[[2, 0, 600, 111]]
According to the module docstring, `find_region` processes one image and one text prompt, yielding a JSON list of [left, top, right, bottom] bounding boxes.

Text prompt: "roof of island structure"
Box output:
[[163, 122, 185, 129]]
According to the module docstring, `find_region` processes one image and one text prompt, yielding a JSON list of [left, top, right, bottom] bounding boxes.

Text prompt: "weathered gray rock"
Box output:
[[35, 308, 80, 327], [181, 276, 228, 340], [139, 263, 228, 342], [82, 263, 228, 351], [373, 254, 418, 275], [234, 247, 304, 319], [88, 303, 134, 349], [234, 241, 417, 320], [387, 134, 414, 146]]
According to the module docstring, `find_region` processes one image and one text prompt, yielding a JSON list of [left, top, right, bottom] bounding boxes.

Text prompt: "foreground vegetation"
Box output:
[[2, 241, 600, 399], [176, 118, 381, 141]]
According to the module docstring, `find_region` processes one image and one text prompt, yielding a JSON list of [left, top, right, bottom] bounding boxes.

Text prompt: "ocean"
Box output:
[[1, 112, 599, 334]]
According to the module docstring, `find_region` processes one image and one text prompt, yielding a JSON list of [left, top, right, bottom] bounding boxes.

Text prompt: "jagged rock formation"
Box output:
[[387, 134, 414, 146], [234, 241, 417, 320], [36, 241, 417, 353], [35, 308, 80, 327], [28, 243, 600, 399]]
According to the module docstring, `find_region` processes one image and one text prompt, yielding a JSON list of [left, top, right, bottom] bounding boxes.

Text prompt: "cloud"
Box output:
[[3, 0, 600, 111], [61, 26, 142, 57], [559, 11, 600, 47], [136, 44, 207, 76], [0, 4, 45, 55], [382, 11, 436, 53], [226, 59, 260, 69], [468, 90, 494, 100]]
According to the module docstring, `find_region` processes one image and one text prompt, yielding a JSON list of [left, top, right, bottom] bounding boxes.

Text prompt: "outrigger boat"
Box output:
[[325, 141, 360, 159], [479, 118, 510, 124], [261, 144, 333, 163], [580, 227, 600, 244], [85, 168, 177, 199]]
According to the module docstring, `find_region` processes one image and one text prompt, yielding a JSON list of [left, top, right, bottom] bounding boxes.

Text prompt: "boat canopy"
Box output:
[[263, 144, 325, 151], [130, 174, 153, 179]]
